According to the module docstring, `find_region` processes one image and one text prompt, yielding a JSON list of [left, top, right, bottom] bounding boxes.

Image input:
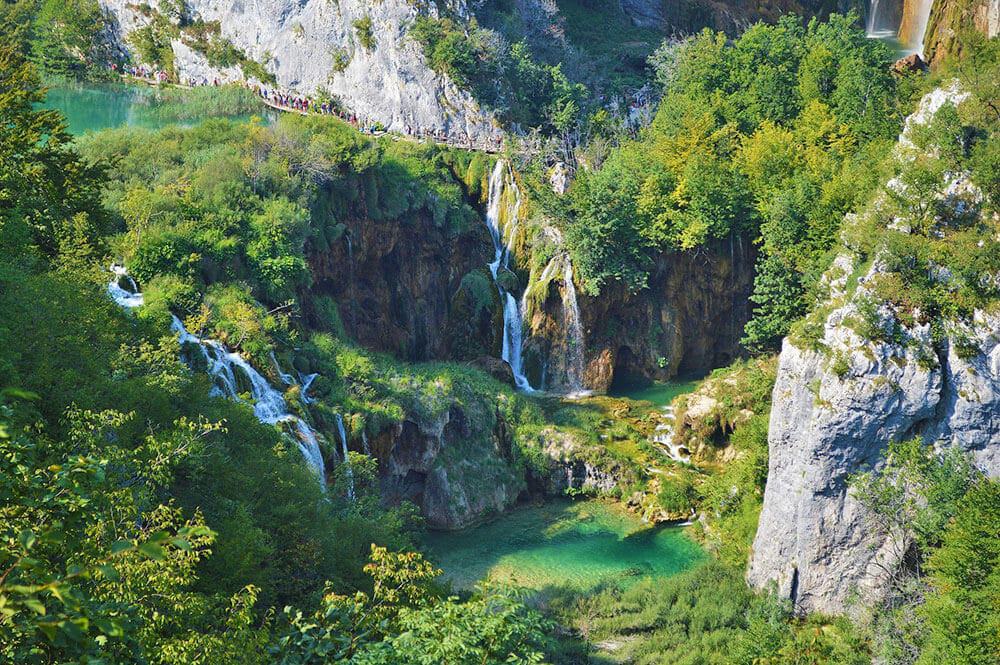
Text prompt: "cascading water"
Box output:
[[108, 264, 145, 308], [651, 405, 691, 464], [484, 160, 534, 392], [867, 0, 935, 56], [106, 266, 327, 483], [899, 0, 934, 57], [169, 315, 327, 479], [522, 247, 589, 396], [335, 413, 354, 500]]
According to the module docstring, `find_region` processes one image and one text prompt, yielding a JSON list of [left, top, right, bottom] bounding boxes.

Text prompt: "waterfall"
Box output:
[[484, 160, 534, 392], [107, 264, 144, 308], [335, 413, 354, 500], [522, 249, 589, 396], [867, 0, 935, 56], [652, 405, 691, 464], [899, 0, 934, 56], [298, 372, 319, 404], [561, 260, 588, 397], [271, 351, 295, 386], [105, 265, 327, 482], [170, 315, 327, 480]]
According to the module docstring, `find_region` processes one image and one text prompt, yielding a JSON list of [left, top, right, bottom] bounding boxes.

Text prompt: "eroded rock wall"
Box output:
[[923, 0, 999, 65], [525, 235, 756, 393]]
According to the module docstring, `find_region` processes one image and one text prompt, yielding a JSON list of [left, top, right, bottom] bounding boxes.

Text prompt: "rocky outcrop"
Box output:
[[99, 0, 501, 142], [923, 0, 999, 65], [747, 86, 1000, 615], [531, 427, 625, 495], [376, 403, 526, 530], [524, 235, 756, 393]]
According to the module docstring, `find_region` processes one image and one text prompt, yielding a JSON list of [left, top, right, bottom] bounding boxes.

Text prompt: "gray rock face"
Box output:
[[379, 404, 525, 530], [99, 0, 501, 142], [747, 86, 1000, 615]]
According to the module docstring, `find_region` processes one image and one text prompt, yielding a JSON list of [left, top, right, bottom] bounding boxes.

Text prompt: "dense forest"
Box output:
[[2, 0, 999, 663]]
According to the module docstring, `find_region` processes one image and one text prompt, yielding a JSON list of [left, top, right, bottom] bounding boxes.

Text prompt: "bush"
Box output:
[[354, 16, 375, 50]]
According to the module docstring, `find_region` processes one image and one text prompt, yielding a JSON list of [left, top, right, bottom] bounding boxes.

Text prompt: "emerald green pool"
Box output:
[[423, 500, 705, 590], [40, 81, 266, 135], [608, 378, 700, 408]]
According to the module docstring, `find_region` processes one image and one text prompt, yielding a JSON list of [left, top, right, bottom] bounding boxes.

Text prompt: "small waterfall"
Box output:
[[484, 160, 533, 392], [298, 372, 319, 404], [335, 413, 354, 500], [170, 315, 327, 480], [104, 265, 327, 482], [107, 264, 144, 308], [361, 431, 371, 456], [652, 405, 691, 464], [271, 351, 295, 385], [522, 250, 589, 396]]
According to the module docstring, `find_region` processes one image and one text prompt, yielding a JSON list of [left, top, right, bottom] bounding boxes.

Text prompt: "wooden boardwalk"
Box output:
[[123, 74, 504, 154]]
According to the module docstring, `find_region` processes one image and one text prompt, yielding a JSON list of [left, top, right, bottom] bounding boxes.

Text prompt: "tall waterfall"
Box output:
[[560, 260, 588, 396], [335, 413, 354, 500], [527, 252, 589, 395], [484, 160, 534, 392], [899, 0, 934, 56], [106, 266, 327, 482], [867, 0, 935, 57]]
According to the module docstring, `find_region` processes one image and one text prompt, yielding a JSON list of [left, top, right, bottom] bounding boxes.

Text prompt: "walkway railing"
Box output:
[[116, 68, 505, 154]]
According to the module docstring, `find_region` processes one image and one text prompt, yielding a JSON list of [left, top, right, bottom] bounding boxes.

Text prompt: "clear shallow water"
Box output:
[[609, 378, 700, 407], [423, 500, 705, 590], [40, 81, 264, 135]]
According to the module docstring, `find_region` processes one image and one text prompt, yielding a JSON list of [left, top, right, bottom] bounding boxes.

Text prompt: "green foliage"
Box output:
[[851, 439, 998, 663], [551, 562, 868, 664], [0, 28, 110, 263], [31, 0, 110, 78], [270, 546, 552, 664], [409, 16, 585, 132], [561, 14, 902, 333], [354, 16, 375, 50], [918, 480, 1000, 665]]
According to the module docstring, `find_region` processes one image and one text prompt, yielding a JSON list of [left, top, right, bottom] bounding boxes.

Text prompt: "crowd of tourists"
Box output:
[[112, 63, 505, 151]]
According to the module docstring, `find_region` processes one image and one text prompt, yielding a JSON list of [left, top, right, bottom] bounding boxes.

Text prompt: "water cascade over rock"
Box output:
[[105, 266, 327, 482], [522, 245, 590, 395], [335, 414, 354, 500], [169, 315, 328, 481], [898, 0, 936, 55], [484, 160, 534, 391]]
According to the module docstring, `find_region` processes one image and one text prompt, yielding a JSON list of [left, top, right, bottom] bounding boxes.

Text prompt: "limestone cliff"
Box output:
[[923, 0, 999, 65], [747, 86, 1000, 615], [99, 0, 501, 142]]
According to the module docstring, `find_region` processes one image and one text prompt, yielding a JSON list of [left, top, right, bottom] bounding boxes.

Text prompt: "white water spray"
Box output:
[[652, 405, 691, 464], [107, 264, 144, 308], [335, 413, 354, 500], [106, 266, 327, 482], [484, 160, 533, 391]]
